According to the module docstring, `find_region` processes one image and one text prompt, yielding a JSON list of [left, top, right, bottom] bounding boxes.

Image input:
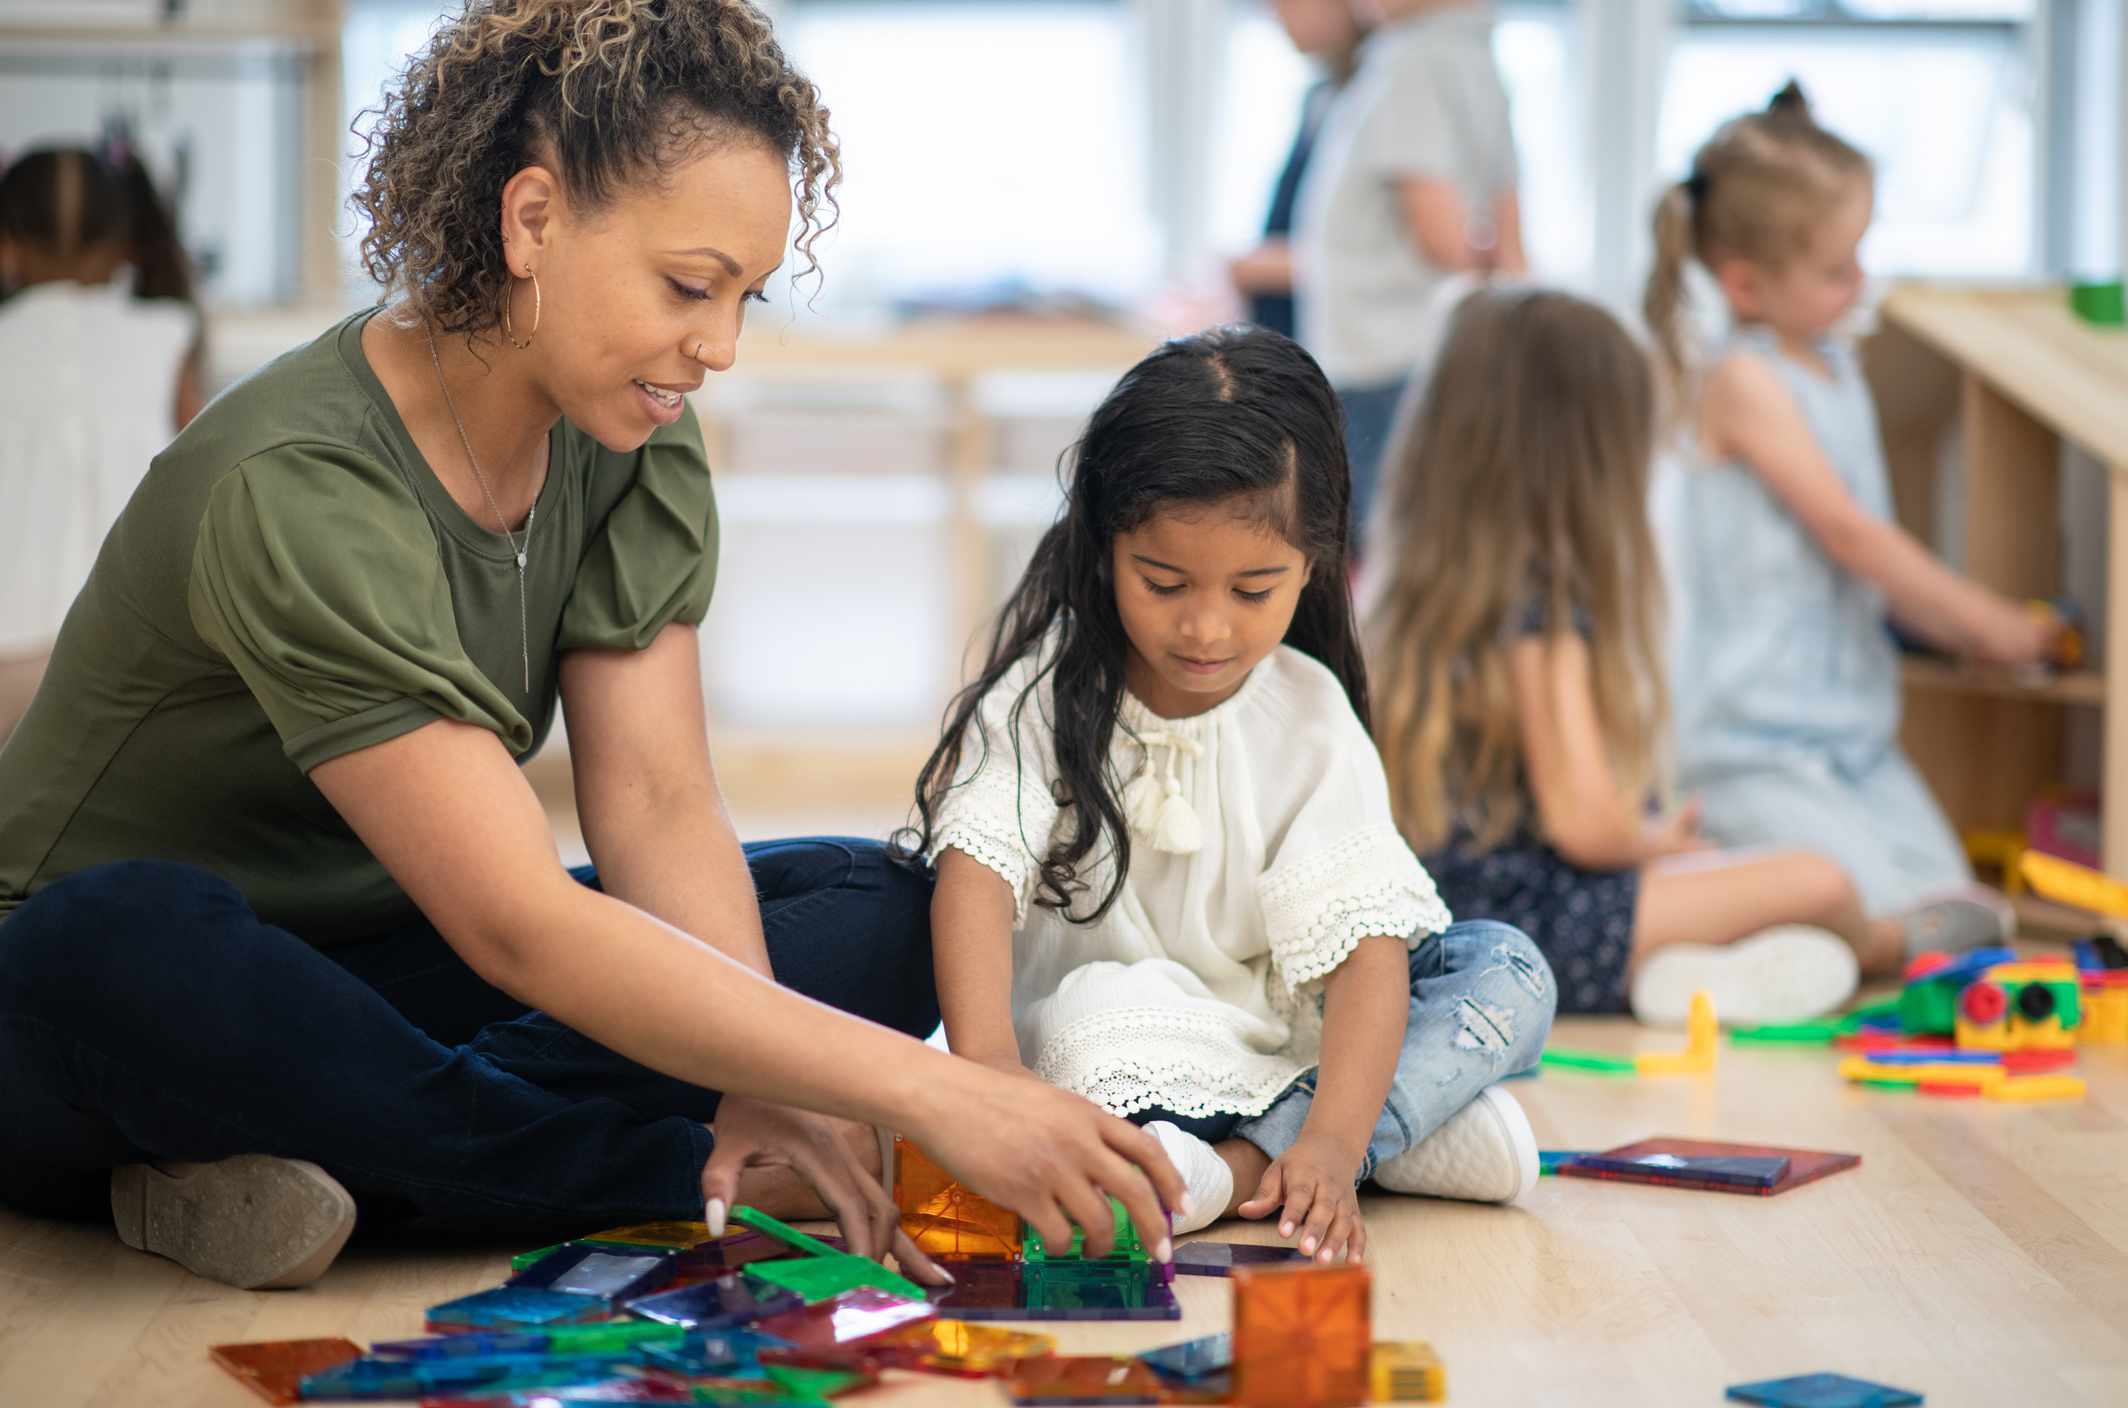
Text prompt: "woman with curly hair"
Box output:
[[0, 0, 1180, 1291]]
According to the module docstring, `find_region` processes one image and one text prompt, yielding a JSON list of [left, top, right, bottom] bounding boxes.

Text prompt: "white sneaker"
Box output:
[[1143, 1121, 1234, 1235], [1630, 925, 1858, 1027], [1371, 1086, 1539, 1205], [111, 1155, 355, 1290], [1899, 884, 2016, 955]]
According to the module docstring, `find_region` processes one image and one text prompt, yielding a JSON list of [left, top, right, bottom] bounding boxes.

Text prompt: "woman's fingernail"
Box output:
[[705, 1198, 727, 1236], [939, 1267, 958, 1285], [1156, 1237, 1173, 1263]]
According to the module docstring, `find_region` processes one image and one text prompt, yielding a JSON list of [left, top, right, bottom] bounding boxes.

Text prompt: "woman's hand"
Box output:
[[903, 1064, 1185, 1263], [700, 1094, 948, 1285], [1235, 1128, 1367, 1264]]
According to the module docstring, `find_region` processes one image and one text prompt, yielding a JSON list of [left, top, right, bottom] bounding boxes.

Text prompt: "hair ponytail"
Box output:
[[1642, 180, 1698, 420]]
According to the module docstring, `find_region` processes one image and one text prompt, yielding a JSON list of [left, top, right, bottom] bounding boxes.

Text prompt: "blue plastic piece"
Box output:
[[1138, 1332, 1232, 1382], [298, 1351, 630, 1400], [1727, 1372, 1924, 1407], [425, 1287, 611, 1331], [506, 1243, 677, 1301], [625, 1275, 803, 1330], [1853, 1050, 2001, 1066]]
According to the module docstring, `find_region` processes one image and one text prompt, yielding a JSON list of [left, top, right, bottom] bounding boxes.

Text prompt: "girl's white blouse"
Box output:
[[928, 639, 1451, 1118]]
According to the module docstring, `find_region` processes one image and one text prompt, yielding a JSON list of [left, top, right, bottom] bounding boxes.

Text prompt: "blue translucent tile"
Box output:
[[425, 1287, 613, 1331], [1727, 1373, 1924, 1408], [1137, 1332, 1231, 1382], [508, 1244, 677, 1302], [1167, 1241, 1307, 1278]]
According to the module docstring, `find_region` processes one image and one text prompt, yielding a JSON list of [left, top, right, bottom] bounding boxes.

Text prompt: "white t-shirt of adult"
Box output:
[[0, 280, 194, 656], [927, 635, 1451, 1119], [1296, 4, 1518, 388]]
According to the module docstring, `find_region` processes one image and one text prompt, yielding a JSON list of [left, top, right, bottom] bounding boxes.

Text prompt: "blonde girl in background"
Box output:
[[1648, 83, 2054, 950], [1368, 288, 1983, 1023]]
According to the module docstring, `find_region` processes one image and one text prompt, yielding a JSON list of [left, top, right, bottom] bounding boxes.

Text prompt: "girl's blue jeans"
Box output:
[[0, 842, 937, 1228], [1130, 920, 1556, 1185]]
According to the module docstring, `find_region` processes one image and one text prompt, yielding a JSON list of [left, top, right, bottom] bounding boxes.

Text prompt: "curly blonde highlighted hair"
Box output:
[[351, 0, 840, 336]]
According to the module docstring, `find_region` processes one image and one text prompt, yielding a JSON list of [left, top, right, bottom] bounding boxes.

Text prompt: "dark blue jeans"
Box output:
[[1338, 377, 1410, 556], [0, 839, 936, 1228]]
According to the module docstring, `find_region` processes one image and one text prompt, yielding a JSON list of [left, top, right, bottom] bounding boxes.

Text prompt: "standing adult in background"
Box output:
[[1296, 0, 1524, 551], [0, 0, 1179, 1292], [1227, 0, 1367, 341], [0, 144, 203, 742]]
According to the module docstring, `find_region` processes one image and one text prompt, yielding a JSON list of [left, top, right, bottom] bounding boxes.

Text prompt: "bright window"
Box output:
[[1662, 1, 2039, 275]]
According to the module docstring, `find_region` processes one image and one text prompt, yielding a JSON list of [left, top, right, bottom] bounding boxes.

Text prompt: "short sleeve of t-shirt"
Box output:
[[557, 405, 719, 652], [1350, 33, 1517, 194], [188, 445, 527, 771]]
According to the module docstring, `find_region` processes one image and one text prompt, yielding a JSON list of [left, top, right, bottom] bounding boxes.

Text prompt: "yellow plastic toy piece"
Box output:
[[2082, 985, 2128, 1044], [2020, 850, 2128, 918], [1982, 1074, 2087, 1102], [1370, 1340, 1446, 1402], [1634, 991, 1718, 1076], [1953, 960, 2081, 1053], [1963, 829, 2027, 893]]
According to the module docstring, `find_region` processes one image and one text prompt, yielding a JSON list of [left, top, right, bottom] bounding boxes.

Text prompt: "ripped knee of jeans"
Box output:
[[1449, 932, 1557, 1060]]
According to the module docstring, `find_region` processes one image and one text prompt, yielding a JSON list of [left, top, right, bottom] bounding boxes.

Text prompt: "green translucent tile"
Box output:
[[764, 1363, 871, 1399], [1538, 1048, 1636, 1074], [1021, 1197, 1145, 1263], [743, 1255, 927, 1306]]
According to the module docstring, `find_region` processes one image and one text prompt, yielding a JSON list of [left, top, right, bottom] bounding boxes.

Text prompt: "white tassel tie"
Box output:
[[1122, 730, 1204, 855]]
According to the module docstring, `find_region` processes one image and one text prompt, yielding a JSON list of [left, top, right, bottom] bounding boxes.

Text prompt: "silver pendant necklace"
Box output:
[[426, 321, 541, 693]]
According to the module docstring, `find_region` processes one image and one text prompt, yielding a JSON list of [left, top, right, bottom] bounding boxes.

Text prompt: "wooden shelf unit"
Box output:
[[1868, 284, 2128, 881]]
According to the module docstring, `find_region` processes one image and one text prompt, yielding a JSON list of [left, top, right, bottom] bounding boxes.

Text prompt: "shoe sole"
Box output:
[[1630, 926, 1859, 1028], [111, 1155, 355, 1290]]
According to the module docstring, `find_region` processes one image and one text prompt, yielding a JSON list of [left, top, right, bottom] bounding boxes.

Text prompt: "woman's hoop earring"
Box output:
[[503, 269, 541, 351]]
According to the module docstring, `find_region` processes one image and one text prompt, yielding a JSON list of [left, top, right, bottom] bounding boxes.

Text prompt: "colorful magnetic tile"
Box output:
[[375, 1321, 686, 1360], [1567, 1152, 1790, 1191], [583, 1221, 722, 1250], [1231, 1264, 1372, 1408], [1021, 1196, 1145, 1263], [1537, 1150, 1591, 1177], [851, 1317, 1056, 1376], [426, 1287, 614, 1332], [670, 1231, 834, 1281], [625, 1276, 803, 1331], [1725, 1372, 1923, 1407], [1538, 1047, 1638, 1074], [1370, 1341, 1445, 1402], [685, 1380, 811, 1407], [510, 1244, 679, 1301], [763, 1362, 877, 1399], [1169, 1241, 1308, 1277], [422, 1384, 697, 1408], [1136, 1332, 1231, 1382], [298, 1352, 631, 1400], [892, 1135, 1022, 1258], [753, 1287, 939, 1351], [744, 1253, 926, 1305], [210, 1338, 364, 1405], [1557, 1139, 1859, 1197], [926, 1257, 1182, 1322], [514, 1240, 646, 1273], [1007, 1355, 1167, 1404], [635, 1330, 780, 1377]]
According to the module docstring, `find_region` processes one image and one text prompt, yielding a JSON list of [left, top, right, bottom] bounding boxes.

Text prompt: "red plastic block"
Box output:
[[1231, 1264, 1372, 1407]]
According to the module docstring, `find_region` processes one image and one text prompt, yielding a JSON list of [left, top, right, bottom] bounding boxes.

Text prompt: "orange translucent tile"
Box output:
[[893, 1135, 1021, 1258], [1007, 1354, 1168, 1403], [860, 1316, 1056, 1376], [209, 1338, 363, 1405], [580, 1220, 720, 1250], [1231, 1264, 1372, 1407]]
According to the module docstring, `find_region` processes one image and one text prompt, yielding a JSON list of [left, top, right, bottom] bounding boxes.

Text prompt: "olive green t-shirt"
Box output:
[[0, 309, 717, 944]]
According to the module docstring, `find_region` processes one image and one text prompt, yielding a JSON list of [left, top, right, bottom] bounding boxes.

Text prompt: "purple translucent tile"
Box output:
[[1168, 1241, 1308, 1278], [623, 1275, 803, 1330]]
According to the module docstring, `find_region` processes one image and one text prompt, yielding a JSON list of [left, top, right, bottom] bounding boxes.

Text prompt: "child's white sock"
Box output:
[[1143, 1121, 1234, 1236]]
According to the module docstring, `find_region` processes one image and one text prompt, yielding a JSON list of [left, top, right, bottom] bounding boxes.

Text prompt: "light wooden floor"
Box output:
[[3, 1010, 2125, 1407]]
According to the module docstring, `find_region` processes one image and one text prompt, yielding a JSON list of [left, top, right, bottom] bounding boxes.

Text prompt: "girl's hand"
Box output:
[[1644, 799, 1711, 858], [903, 1065, 1185, 1263], [700, 1095, 950, 1284], [1977, 602, 2063, 670], [1235, 1129, 1367, 1264]]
